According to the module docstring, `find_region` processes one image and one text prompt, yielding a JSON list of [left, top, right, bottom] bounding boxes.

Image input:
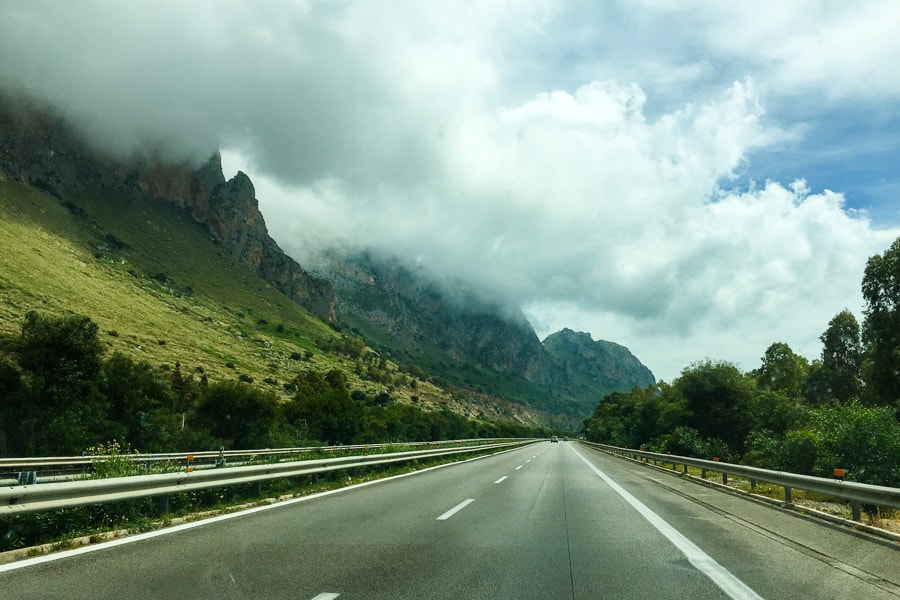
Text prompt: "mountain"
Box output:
[[319, 251, 553, 380], [318, 252, 655, 419], [0, 94, 335, 322], [543, 328, 656, 395], [0, 93, 655, 427]]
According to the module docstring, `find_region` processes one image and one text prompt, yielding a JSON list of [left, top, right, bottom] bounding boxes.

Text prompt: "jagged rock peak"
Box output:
[[543, 328, 656, 390], [0, 94, 336, 322]]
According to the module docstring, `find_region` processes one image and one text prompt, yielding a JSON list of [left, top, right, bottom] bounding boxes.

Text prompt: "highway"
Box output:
[[1, 441, 897, 599]]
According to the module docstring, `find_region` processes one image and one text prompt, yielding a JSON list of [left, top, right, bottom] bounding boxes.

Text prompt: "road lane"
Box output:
[[456, 441, 736, 599], [1, 441, 897, 599], [571, 444, 900, 600]]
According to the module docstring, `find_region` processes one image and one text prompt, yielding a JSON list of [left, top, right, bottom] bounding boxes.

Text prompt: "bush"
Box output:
[[652, 427, 728, 459], [811, 402, 900, 486], [783, 430, 817, 475], [743, 431, 783, 470]]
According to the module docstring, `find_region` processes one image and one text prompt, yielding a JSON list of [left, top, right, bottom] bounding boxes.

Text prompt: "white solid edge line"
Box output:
[[311, 594, 340, 600], [436, 498, 475, 520], [0, 445, 535, 574], [570, 447, 763, 600], [494, 476, 508, 484]]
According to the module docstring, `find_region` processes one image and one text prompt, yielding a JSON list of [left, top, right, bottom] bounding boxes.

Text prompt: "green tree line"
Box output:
[[582, 236, 900, 488], [0, 311, 540, 456]]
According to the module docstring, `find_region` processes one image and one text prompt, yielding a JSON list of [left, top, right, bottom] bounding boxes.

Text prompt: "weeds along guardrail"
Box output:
[[581, 441, 900, 522], [0, 438, 525, 485], [0, 441, 534, 516]]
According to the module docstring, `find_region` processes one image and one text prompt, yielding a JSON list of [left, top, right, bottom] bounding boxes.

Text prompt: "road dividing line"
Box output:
[[437, 498, 475, 520], [311, 594, 340, 600], [494, 476, 509, 484], [571, 447, 763, 600], [515, 465, 523, 470]]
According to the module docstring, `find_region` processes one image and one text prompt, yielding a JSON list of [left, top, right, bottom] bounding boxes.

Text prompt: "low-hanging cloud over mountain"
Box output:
[[2, 0, 899, 380]]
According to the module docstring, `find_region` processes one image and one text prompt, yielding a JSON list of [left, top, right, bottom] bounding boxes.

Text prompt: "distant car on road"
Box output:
[[550, 436, 559, 443]]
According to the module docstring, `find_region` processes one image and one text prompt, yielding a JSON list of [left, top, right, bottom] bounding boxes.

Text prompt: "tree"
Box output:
[[748, 388, 806, 438], [0, 356, 22, 455], [18, 310, 104, 406], [861, 237, 900, 406], [15, 311, 108, 454], [582, 385, 661, 448], [754, 342, 809, 399], [191, 381, 283, 449], [673, 360, 755, 455], [102, 353, 179, 452], [285, 369, 362, 445], [818, 310, 862, 404]]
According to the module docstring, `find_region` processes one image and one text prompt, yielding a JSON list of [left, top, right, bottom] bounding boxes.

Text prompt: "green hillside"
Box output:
[[0, 179, 450, 407]]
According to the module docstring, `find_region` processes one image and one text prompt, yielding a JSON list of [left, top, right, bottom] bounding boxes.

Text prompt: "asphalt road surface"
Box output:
[[1, 441, 897, 599]]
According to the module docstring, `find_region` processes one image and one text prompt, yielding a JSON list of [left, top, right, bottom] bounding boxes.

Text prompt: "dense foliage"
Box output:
[[0, 311, 542, 457], [583, 237, 900, 488]]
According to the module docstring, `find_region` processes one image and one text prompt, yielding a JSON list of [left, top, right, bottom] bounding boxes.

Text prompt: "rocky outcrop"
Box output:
[[0, 94, 336, 321], [320, 251, 556, 383], [543, 328, 656, 392], [320, 252, 657, 418], [204, 170, 336, 320]]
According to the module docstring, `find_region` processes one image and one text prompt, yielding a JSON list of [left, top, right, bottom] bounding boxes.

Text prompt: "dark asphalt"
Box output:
[[1, 442, 897, 599]]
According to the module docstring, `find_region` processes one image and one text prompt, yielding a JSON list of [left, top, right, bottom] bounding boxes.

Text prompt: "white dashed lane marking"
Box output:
[[436, 499, 475, 521]]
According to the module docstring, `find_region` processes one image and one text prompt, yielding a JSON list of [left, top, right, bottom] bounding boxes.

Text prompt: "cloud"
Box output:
[[4, 1, 900, 381], [235, 75, 898, 381]]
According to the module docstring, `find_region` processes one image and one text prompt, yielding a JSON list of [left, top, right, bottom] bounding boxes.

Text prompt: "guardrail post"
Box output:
[[701, 468, 707, 479], [17, 471, 37, 485], [155, 494, 169, 515], [784, 486, 792, 505], [851, 501, 861, 522], [215, 446, 227, 468], [722, 473, 728, 485], [682, 464, 688, 475]]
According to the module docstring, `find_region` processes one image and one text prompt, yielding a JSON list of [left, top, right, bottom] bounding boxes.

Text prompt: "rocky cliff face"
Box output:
[[320, 253, 656, 419], [0, 94, 335, 321], [320, 252, 556, 384], [543, 328, 656, 392]]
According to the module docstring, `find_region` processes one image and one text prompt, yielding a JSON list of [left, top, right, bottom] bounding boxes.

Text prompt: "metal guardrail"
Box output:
[[0, 439, 523, 486], [0, 440, 533, 516], [581, 441, 900, 521], [0, 438, 516, 471]]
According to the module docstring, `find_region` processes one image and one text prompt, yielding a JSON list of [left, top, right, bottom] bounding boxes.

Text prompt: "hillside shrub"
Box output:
[[811, 402, 900, 486]]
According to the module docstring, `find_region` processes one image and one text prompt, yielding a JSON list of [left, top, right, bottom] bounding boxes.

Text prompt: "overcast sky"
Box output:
[[3, 1, 900, 381]]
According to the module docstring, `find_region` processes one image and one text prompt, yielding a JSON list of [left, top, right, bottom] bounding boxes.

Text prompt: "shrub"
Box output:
[[783, 430, 817, 475], [85, 440, 144, 478], [811, 402, 900, 486]]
